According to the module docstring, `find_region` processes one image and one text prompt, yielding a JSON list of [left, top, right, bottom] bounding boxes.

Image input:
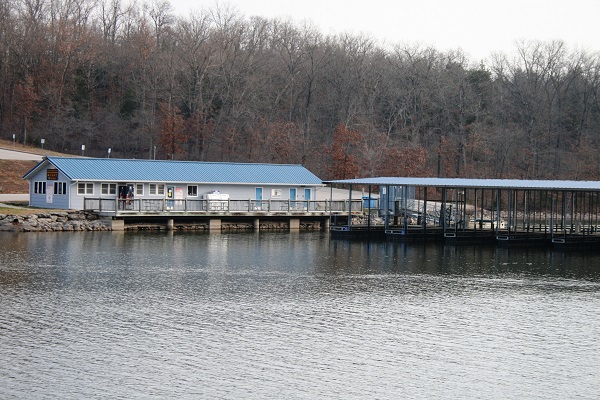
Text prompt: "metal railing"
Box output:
[[84, 198, 364, 215]]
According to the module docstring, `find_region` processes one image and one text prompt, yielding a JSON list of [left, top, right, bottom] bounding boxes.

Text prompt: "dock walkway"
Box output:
[[325, 177, 600, 249], [83, 197, 363, 231]]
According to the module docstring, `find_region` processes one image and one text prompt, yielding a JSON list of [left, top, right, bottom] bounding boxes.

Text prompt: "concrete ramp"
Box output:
[[0, 194, 29, 202], [0, 148, 43, 161]]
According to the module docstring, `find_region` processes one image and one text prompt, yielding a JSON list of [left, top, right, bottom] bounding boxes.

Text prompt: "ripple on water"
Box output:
[[0, 232, 599, 399]]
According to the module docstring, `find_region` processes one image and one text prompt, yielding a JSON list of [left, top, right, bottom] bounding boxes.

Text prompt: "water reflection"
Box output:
[[2, 232, 600, 288], [1, 231, 599, 399], [321, 237, 600, 280]]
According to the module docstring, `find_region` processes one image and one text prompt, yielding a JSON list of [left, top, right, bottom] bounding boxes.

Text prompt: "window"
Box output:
[[149, 183, 165, 195], [53, 182, 67, 195], [34, 181, 46, 194], [101, 183, 117, 195], [187, 185, 198, 197], [136, 184, 144, 196], [77, 183, 94, 195]]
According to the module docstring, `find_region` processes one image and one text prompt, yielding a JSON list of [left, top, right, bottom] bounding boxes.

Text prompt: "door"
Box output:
[[118, 185, 127, 210], [304, 188, 311, 210], [255, 187, 263, 209], [118, 184, 134, 210], [166, 185, 175, 209], [289, 188, 297, 209]]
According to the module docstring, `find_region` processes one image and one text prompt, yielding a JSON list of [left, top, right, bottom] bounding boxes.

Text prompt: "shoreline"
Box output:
[[0, 211, 324, 232], [0, 211, 111, 232]]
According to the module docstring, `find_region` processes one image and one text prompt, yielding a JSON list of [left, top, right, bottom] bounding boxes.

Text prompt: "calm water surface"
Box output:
[[1, 231, 599, 399]]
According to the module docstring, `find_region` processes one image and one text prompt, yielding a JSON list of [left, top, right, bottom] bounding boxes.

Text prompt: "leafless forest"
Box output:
[[2, 0, 600, 180]]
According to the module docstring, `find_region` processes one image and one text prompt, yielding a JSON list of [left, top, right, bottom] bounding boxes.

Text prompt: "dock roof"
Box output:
[[325, 177, 600, 191], [24, 157, 323, 185]]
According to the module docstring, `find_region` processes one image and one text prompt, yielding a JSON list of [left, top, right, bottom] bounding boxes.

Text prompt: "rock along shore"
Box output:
[[0, 211, 325, 232], [0, 211, 111, 232]]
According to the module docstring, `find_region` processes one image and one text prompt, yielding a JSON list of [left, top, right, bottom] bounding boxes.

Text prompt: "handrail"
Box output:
[[84, 198, 364, 215]]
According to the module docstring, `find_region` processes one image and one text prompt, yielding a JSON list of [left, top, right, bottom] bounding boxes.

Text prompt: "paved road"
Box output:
[[0, 148, 43, 161], [0, 194, 29, 202]]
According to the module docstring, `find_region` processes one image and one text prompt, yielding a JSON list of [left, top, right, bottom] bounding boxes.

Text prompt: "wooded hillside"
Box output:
[[2, 0, 600, 180]]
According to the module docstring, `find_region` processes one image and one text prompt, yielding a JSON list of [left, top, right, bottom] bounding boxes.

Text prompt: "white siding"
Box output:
[[26, 160, 321, 210]]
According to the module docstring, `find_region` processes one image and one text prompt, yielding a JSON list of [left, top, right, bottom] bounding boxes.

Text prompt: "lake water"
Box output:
[[1, 231, 599, 399]]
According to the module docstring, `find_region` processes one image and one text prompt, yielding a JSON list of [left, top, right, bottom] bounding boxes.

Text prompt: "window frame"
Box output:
[[187, 185, 198, 197], [53, 182, 67, 195], [77, 182, 94, 195], [149, 183, 165, 196], [34, 181, 47, 194], [101, 183, 117, 195], [135, 183, 144, 196]]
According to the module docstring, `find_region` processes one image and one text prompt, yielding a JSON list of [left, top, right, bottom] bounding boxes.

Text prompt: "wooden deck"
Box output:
[[84, 198, 362, 218]]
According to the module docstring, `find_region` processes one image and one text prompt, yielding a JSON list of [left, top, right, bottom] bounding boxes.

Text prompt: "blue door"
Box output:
[[255, 187, 263, 209], [289, 188, 297, 209], [304, 188, 311, 210]]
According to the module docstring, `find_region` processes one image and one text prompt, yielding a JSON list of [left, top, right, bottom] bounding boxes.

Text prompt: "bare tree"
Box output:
[[144, 0, 173, 47]]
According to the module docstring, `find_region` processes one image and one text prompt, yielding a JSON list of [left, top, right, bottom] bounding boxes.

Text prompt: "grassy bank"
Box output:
[[0, 160, 37, 194], [0, 139, 71, 195], [0, 202, 53, 216]]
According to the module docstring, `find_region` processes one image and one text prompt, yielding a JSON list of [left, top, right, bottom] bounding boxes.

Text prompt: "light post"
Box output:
[[40, 138, 45, 149], [12, 134, 15, 144], [107, 148, 111, 158], [81, 144, 85, 157]]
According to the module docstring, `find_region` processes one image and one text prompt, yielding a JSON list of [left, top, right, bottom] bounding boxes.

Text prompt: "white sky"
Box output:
[[168, 0, 600, 62]]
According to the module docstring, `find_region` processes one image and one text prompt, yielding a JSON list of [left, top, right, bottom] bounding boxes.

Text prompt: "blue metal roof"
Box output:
[[326, 177, 600, 191], [25, 157, 323, 185]]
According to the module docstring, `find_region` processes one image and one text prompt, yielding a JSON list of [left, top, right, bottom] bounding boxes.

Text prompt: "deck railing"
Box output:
[[84, 198, 363, 215]]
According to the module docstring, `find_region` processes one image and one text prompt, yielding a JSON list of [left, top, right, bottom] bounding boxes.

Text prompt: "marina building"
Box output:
[[23, 157, 346, 230]]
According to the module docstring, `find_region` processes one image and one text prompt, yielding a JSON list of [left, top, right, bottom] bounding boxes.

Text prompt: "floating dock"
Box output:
[[325, 177, 600, 250]]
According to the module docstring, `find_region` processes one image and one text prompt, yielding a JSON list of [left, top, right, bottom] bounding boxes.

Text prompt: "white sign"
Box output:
[[175, 187, 184, 199], [46, 193, 53, 203]]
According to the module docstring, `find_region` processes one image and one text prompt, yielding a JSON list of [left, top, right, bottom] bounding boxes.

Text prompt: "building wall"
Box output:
[[28, 164, 71, 209], [27, 161, 319, 210], [80, 183, 315, 202]]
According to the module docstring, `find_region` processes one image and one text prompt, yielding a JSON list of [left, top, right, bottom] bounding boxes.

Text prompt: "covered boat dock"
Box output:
[[325, 177, 600, 248]]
